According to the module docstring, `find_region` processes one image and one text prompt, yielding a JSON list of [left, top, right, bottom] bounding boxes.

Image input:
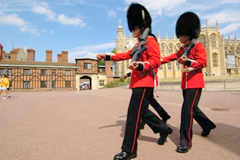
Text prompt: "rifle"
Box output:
[[180, 38, 198, 58], [130, 27, 150, 61]]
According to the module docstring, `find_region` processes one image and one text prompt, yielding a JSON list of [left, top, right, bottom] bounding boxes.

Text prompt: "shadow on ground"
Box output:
[[99, 120, 240, 156]]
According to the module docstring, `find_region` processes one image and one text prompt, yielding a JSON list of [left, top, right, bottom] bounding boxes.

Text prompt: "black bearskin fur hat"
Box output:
[[127, 3, 152, 32], [176, 12, 200, 40]]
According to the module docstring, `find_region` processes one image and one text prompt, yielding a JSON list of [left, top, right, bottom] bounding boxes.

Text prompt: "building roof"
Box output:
[[0, 59, 76, 68], [75, 58, 97, 61]]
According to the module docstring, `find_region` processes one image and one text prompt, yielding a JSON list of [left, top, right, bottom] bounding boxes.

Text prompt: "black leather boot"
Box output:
[[162, 115, 171, 123], [114, 151, 137, 160], [176, 145, 190, 153], [139, 121, 145, 130], [201, 124, 216, 137], [158, 128, 173, 145]]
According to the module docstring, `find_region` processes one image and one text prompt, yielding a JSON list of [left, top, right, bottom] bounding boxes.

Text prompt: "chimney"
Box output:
[[0, 43, 3, 60], [57, 53, 62, 63], [46, 50, 53, 62], [105, 61, 113, 76], [27, 49, 35, 61], [61, 51, 68, 63]]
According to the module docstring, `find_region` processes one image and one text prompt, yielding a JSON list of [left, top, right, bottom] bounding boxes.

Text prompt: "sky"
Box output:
[[0, 0, 240, 63]]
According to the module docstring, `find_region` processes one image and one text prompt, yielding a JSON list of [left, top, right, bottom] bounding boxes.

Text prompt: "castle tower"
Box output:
[[115, 20, 125, 76]]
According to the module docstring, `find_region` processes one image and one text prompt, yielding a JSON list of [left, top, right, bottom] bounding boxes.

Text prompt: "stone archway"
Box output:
[[80, 76, 92, 90]]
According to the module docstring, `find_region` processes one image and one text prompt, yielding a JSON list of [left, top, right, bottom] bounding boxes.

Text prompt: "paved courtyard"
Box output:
[[0, 88, 240, 160]]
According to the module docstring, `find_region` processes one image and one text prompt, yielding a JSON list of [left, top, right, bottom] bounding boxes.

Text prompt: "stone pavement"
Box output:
[[0, 88, 239, 160]]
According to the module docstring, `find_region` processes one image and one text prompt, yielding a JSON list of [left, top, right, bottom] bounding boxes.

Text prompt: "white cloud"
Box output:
[[203, 10, 240, 24], [0, 14, 26, 26], [57, 14, 86, 26], [124, 0, 187, 16], [221, 0, 240, 4], [20, 24, 38, 35], [31, 1, 86, 27], [107, 9, 117, 18], [68, 42, 115, 62], [0, 13, 38, 35], [32, 2, 56, 21], [220, 23, 240, 34]]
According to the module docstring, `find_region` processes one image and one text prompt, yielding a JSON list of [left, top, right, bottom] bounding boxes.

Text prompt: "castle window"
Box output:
[[23, 81, 30, 89], [52, 70, 56, 76], [99, 80, 105, 86], [84, 63, 92, 69], [213, 53, 218, 67], [0, 69, 5, 75], [52, 81, 56, 88], [230, 45, 235, 53], [211, 34, 216, 47], [237, 45, 240, 53], [159, 65, 163, 70], [175, 62, 180, 70], [23, 69, 31, 76], [167, 63, 172, 70], [169, 43, 173, 53], [176, 43, 181, 50], [65, 70, 71, 76], [41, 81, 47, 88], [161, 43, 166, 53], [8, 69, 12, 76], [199, 35, 206, 47], [41, 69, 47, 76], [65, 81, 71, 88]]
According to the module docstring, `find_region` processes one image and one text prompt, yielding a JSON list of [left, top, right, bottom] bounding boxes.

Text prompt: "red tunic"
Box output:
[[161, 42, 206, 89], [110, 36, 161, 89]]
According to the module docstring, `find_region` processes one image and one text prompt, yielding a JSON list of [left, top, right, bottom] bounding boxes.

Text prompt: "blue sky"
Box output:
[[0, 0, 240, 63]]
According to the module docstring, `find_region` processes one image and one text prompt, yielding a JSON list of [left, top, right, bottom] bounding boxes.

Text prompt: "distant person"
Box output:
[[0, 75, 3, 98], [6, 76, 11, 98], [0, 75, 9, 99]]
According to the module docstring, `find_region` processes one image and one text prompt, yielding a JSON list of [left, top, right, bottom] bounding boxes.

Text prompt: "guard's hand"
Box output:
[[123, 75, 128, 79], [128, 62, 139, 70], [96, 54, 106, 60], [178, 56, 188, 64]]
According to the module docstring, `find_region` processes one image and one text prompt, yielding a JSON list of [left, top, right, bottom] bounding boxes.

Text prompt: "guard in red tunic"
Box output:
[[97, 3, 172, 160], [161, 12, 216, 153]]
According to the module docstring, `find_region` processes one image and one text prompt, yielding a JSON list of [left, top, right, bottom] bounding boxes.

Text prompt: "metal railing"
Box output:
[[159, 80, 240, 91]]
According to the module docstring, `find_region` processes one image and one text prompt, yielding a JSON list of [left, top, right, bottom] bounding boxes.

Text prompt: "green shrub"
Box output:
[[104, 78, 130, 88]]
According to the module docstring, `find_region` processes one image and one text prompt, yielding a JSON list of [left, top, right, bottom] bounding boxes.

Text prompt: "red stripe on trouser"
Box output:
[[188, 89, 199, 147], [131, 88, 146, 153]]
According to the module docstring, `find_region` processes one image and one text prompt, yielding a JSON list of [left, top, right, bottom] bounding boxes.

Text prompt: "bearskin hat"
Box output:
[[176, 12, 200, 40], [127, 3, 152, 32]]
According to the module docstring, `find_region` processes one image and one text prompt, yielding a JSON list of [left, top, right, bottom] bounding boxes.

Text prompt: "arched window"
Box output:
[[160, 43, 166, 55], [211, 34, 216, 47], [175, 62, 180, 70], [237, 45, 240, 53], [159, 65, 163, 70], [167, 63, 172, 70], [126, 59, 130, 68], [230, 44, 235, 53], [199, 35, 206, 47], [212, 53, 218, 67], [176, 43, 181, 50], [169, 43, 173, 53]]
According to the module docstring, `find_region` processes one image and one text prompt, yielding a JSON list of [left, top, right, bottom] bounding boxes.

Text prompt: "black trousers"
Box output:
[[121, 88, 170, 153], [180, 88, 216, 147], [148, 91, 170, 120]]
